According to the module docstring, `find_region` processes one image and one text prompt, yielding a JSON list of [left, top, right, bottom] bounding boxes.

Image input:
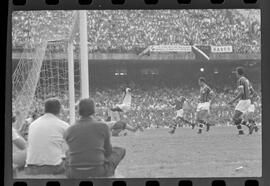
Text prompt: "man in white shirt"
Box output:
[[25, 98, 69, 175], [13, 124, 27, 168], [12, 115, 27, 177]]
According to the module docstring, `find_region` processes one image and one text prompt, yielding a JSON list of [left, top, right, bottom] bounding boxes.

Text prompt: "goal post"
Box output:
[[12, 10, 90, 127], [68, 42, 75, 124], [79, 10, 89, 99]]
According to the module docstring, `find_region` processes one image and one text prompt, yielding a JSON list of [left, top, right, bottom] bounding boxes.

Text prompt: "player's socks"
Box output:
[[197, 124, 203, 134], [248, 119, 257, 134], [197, 119, 210, 132], [241, 120, 256, 133], [241, 120, 253, 133], [248, 119, 259, 132], [254, 126, 259, 132], [169, 129, 175, 134], [253, 123, 259, 132], [197, 121, 204, 134], [234, 118, 244, 135], [169, 128, 175, 134], [206, 123, 210, 132], [236, 124, 244, 135], [169, 124, 177, 134]]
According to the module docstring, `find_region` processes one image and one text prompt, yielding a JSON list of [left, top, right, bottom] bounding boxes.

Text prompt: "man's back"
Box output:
[[64, 117, 112, 167], [26, 113, 69, 166]]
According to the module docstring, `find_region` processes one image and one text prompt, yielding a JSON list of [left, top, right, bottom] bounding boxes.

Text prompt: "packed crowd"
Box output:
[[87, 10, 260, 54], [12, 10, 260, 54], [15, 84, 262, 136]]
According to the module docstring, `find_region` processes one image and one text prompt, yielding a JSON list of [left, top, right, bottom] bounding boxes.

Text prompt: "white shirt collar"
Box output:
[[43, 113, 58, 118]]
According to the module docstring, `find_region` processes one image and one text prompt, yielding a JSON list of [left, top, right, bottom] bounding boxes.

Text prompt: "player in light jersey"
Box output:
[[196, 77, 215, 134], [228, 67, 257, 135], [168, 96, 195, 134], [111, 88, 132, 113]]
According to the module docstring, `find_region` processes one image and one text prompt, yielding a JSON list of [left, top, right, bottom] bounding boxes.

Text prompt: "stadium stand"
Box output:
[[12, 10, 260, 53]]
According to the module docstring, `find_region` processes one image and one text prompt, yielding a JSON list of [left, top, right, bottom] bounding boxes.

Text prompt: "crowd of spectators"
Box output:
[[12, 10, 260, 54]]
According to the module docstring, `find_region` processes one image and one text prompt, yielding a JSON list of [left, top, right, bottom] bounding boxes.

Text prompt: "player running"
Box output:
[[196, 77, 215, 134], [168, 96, 195, 134], [228, 67, 259, 135]]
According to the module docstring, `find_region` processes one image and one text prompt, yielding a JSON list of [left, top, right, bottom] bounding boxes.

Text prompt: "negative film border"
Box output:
[[5, 0, 270, 186]]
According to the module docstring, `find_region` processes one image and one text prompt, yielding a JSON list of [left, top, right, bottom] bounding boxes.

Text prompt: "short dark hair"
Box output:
[[78, 98, 95, 117], [236, 67, 245, 76], [44, 98, 61, 115], [199, 77, 206, 83]]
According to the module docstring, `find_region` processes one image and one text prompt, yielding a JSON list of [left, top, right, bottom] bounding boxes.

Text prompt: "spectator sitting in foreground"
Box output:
[[12, 116, 27, 175], [64, 98, 126, 178], [25, 98, 69, 175]]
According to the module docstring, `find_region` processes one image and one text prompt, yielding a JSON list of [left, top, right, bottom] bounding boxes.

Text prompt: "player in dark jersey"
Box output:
[[196, 77, 215, 134], [105, 109, 143, 136], [168, 96, 195, 134], [228, 67, 257, 135]]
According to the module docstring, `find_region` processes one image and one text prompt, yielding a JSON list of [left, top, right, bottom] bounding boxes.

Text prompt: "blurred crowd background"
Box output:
[[12, 10, 260, 53]]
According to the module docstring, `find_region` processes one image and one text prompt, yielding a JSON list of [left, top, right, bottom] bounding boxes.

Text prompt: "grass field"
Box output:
[[16, 126, 261, 178]]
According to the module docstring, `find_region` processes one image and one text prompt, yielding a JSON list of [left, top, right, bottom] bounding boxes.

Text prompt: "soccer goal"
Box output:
[[12, 11, 89, 128]]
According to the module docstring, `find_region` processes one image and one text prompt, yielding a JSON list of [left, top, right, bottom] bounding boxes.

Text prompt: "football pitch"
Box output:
[[113, 126, 261, 178], [16, 126, 261, 178]]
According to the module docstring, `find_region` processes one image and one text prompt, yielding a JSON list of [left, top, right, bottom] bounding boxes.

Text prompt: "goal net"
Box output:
[[12, 11, 82, 129]]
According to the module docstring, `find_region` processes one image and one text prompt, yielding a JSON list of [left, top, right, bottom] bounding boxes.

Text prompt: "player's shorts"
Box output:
[[235, 99, 251, 114], [196, 102, 210, 113], [175, 109, 184, 118], [248, 104, 255, 113], [116, 103, 131, 112]]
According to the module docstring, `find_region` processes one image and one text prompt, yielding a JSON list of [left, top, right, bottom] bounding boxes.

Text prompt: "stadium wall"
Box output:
[[88, 60, 261, 89], [12, 51, 261, 89]]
